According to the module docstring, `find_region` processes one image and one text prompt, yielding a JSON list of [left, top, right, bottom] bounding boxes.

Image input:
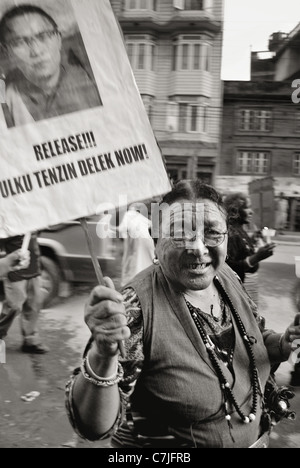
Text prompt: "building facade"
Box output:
[[217, 81, 300, 230], [110, 0, 224, 183]]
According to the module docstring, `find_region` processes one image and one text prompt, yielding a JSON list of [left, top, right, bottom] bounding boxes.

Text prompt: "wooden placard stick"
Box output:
[[80, 218, 126, 358], [21, 232, 31, 254]]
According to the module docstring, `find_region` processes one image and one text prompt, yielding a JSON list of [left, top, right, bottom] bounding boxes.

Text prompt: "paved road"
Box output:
[[257, 243, 300, 448], [0, 243, 300, 448]]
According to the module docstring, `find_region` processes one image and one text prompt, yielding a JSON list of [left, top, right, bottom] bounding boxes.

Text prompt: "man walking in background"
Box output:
[[0, 233, 49, 354]]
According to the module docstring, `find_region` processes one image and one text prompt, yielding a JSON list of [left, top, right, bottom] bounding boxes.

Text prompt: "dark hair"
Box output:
[[223, 192, 248, 224], [151, 180, 227, 242], [161, 179, 225, 211], [0, 5, 58, 44]]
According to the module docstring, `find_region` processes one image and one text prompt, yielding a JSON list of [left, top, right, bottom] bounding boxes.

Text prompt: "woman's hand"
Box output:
[[281, 313, 300, 355], [7, 249, 30, 271], [250, 243, 276, 264], [85, 277, 131, 359]]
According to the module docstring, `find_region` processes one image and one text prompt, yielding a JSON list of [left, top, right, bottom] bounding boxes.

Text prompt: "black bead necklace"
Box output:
[[186, 276, 261, 426]]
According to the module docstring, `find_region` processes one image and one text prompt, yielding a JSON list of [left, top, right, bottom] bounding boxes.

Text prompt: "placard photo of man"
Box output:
[[0, 2, 102, 128]]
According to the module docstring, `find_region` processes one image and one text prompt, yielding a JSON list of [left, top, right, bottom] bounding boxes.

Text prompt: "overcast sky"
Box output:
[[221, 0, 300, 80]]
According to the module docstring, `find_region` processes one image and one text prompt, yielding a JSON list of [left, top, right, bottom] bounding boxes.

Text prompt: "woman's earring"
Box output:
[[153, 257, 159, 265]]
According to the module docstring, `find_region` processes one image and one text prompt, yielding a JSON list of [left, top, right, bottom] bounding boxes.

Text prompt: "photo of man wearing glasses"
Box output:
[[0, 3, 102, 128]]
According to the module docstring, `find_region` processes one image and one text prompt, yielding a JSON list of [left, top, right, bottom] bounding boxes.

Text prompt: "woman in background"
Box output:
[[223, 193, 275, 305]]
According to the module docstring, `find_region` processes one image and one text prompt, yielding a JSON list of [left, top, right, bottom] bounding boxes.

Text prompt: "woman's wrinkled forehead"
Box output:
[[158, 198, 227, 234]]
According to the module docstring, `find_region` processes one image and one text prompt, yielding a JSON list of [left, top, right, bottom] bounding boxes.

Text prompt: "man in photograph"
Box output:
[[0, 4, 102, 128]]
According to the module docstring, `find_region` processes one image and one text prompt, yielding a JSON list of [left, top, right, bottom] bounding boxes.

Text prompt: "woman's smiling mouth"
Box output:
[[186, 262, 211, 273]]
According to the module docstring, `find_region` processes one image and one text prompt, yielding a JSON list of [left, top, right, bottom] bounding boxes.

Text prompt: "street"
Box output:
[[255, 241, 300, 448], [0, 242, 300, 448]]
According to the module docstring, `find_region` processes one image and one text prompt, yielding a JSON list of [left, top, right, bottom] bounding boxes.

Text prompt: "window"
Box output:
[[185, 0, 203, 9], [293, 154, 300, 175], [167, 99, 208, 133], [137, 44, 145, 69], [237, 151, 270, 174], [166, 102, 179, 132], [203, 43, 211, 72], [200, 106, 207, 133], [193, 44, 201, 69], [173, 0, 184, 8], [173, 0, 203, 9], [190, 105, 198, 132], [239, 109, 272, 132], [179, 102, 208, 133], [150, 44, 156, 71], [126, 37, 156, 71], [126, 0, 154, 9], [172, 38, 212, 71], [182, 44, 189, 70], [172, 44, 178, 71], [179, 103, 189, 132]]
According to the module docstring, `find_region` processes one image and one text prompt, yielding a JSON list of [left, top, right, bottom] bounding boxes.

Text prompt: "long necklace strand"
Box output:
[[186, 277, 260, 427]]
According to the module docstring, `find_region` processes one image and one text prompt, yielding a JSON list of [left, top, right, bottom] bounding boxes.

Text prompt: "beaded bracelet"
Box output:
[[81, 357, 124, 387]]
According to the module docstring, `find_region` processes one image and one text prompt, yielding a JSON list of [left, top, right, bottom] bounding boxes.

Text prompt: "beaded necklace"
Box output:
[[185, 276, 261, 430], [185, 300, 234, 367]]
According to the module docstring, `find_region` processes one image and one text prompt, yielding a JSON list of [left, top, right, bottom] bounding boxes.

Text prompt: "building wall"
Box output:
[[110, 0, 224, 182], [274, 47, 300, 81], [217, 81, 300, 199]]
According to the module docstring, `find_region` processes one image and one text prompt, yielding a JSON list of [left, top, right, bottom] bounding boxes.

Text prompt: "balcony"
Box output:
[[118, 2, 221, 35], [133, 70, 157, 95], [169, 70, 212, 96]]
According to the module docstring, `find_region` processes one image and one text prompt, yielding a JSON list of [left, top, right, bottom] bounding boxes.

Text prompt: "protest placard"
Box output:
[[0, 0, 171, 237]]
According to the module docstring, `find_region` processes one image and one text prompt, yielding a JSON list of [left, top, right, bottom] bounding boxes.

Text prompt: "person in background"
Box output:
[[0, 233, 49, 354], [98, 201, 156, 288], [223, 192, 275, 305], [117, 202, 155, 288], [0, 4, 102, 128], [66, 180, 299, 448], [275, 192, 289, 235]]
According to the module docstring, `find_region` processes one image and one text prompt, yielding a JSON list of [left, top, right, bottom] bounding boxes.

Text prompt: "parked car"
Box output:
[[38, 217, 121, 307], [0, 217, 121, 307]]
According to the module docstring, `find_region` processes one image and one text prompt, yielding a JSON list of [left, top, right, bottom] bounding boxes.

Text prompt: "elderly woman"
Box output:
[[66, 181, 299, 448], [223, 192, 275, 304]]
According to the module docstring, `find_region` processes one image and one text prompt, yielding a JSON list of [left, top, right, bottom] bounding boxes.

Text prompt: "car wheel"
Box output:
[[40, 256, 61, 308]]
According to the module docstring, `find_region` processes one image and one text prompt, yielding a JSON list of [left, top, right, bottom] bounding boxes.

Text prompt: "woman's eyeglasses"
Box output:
[[6, 30, 59, 54], [170, 230, 228, 249]]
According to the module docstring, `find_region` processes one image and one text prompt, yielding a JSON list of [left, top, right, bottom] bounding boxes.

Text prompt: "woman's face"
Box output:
[[240, 198, 253, 224], [155, 198, 228, 292]]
